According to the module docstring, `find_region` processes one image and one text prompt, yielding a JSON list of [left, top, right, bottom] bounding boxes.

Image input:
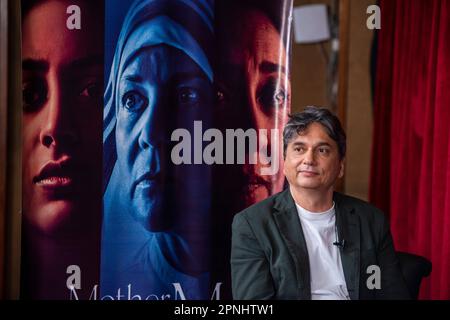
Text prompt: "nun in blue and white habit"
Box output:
[[101, 0, 214, 299]]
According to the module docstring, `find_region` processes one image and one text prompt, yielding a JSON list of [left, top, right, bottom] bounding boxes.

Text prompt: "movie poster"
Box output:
[[100, 0, 215, 300], [21, 0, 292, 300], [211, 0, 293, 299], [20, 0, 104, 299]]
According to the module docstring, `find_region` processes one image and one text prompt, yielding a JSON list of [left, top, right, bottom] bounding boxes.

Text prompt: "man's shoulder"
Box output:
[[335, 192, 387, 223], [233, 190, 286, 226]]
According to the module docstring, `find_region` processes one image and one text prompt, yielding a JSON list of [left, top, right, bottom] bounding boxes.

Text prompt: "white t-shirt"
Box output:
[[296, 202, 350, 300]]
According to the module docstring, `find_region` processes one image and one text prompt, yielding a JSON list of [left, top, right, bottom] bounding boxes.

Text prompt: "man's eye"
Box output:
[[121, 91, 148, 112], [318, 148, 329, 154], [22, 80, 47, 112], [178, 87, 200, 105], [80, 82, 102, 99]]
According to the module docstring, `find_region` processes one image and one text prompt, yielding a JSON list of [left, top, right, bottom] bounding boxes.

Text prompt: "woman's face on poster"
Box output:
[[115, 45, 213, 231], [22, 0, 103, 235], [216, 8, 290, 207]]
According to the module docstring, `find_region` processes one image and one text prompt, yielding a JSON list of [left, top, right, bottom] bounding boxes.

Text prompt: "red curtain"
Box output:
[[370, 0, 450, 299]]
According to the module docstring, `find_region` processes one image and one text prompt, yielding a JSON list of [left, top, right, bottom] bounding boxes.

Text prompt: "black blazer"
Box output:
[[231, 188, 410, 300]]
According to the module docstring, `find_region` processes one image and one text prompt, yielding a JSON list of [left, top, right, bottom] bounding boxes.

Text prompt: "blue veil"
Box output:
[[103, 0, 213, 186], [101, 0, 214, 300]]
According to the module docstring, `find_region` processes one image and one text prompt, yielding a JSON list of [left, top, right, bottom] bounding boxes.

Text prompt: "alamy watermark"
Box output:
[[366, 264, 381, 290], [367, 5, 381, 30], [170, 121, 281, 176]]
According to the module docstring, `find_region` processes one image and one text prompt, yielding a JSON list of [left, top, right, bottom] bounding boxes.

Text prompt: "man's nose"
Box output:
[[39, 80, 78, 149], [303, 148, 315, 165]]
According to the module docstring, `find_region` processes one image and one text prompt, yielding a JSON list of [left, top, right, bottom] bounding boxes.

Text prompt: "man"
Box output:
[[231, 106, 410, 300], [21, 0, 103, 299]]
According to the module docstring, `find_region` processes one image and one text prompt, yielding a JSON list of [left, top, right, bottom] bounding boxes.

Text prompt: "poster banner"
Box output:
[[20, 0, 292, 300], [100, 0, 215, 300], [20, 0, 104, 299], [211, 0, 292, 298]]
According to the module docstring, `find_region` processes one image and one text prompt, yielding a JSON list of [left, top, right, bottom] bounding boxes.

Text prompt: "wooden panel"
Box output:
[[3, 0, 22, 300], [344, 0, 375, 201], [335, 0, 350, 193], [291, 0, 333, 113], [0, 0, 9, 300]]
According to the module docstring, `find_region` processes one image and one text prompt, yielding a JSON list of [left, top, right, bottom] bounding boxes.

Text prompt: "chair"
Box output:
[[396, 251, 432, 299]]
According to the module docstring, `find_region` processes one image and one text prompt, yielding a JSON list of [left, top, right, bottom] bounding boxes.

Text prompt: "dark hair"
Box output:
[[215, 0, 292, 48], [283, 106, 346, 159], [22, 0, 44, 18]]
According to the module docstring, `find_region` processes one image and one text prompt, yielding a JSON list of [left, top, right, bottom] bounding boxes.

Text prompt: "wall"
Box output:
[[291, 0, 375, 200], [291, 0, 332, 112], [345, 0, 376, 200]]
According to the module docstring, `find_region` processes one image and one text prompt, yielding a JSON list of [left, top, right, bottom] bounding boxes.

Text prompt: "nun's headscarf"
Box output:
[[103, 0, 214, 189]]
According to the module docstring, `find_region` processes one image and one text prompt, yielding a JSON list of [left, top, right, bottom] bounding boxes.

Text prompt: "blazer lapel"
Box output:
[[273, 189, 311, 299], [334, 192, 361, 300]]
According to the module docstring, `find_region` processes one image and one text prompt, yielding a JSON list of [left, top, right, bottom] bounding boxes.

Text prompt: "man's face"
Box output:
[[22, 0, 103, 235], [217, 8, 290, 206], [115, 46, 213, 231], [283, 122, 344, 194]]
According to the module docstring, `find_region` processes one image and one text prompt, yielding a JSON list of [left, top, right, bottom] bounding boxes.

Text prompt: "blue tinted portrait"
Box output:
[[101, 0, 213, 299]]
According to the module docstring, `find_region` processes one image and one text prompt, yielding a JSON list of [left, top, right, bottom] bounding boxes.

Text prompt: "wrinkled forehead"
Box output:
[[119, 45, 203, 81]]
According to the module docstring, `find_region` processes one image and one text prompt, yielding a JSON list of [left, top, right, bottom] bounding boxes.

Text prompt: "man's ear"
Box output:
[[338, 158, 345, 178]]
